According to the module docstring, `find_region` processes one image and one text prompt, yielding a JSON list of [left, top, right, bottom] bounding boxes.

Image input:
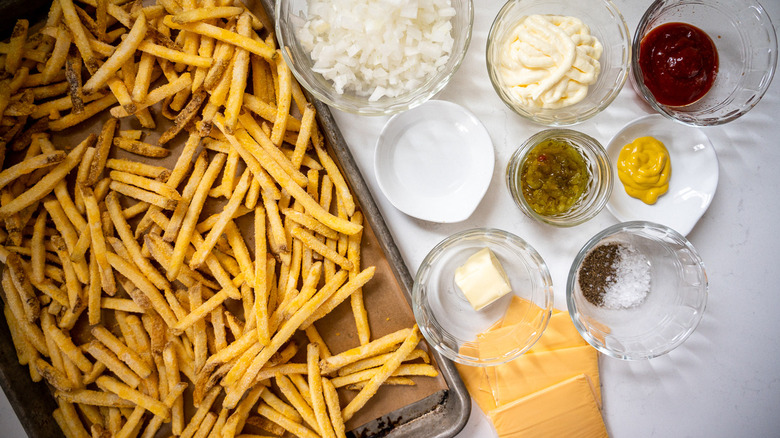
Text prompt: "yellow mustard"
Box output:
[[617, 136, 671, 204]]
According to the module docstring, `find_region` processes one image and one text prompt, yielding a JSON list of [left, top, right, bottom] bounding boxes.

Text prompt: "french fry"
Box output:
[[223, 14, 251, 132], [58, 0, 98, 72], [270, 50, 292, 146], [332, 363, 438, 388], [259, 386, 301, 423], [82, 13, 148, 94], [105, 252, 178, 327], [84, 117, 117, 186], [319, 327, 412, 375], [110, 72, 192, 118], [55, 389, 134, 408], [163, 16, 276, 61], [49, 94, 118, 131], [171, 6, 243, 23], [109, 181, 176, 210], [112, 137, 171, 158], [138, 40, 213, 68], [322, 377, 347, 438], [96, 376, 170, 419], [158, 88, 206, 145], [85, 341, 142, 389], [275, 373, 320, 432], [257, 403, 319, 438], [0, 134, 91, 219], [106, 158, 168, 181], [308, 343, 336, 438], [345, 376, 416, 390], [342, 327, 422, 421], [167, 152, 226, 281], [189, 168, 251, 269]]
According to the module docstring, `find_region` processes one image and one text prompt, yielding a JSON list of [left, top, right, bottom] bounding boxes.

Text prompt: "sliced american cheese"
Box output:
[[455, 343, 498, 413], [488, 374, 607, 438], [454, 248, 512, 311], [499, 295, 544, 328], [492, 345, 601, 407]]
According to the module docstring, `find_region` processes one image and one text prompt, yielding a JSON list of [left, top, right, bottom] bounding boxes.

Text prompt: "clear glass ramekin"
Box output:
[[412, 228, 553, 366], [275, 0, 473, 116], [567, 221, 708, 360], [506, 129, 612, 227], [486, 0, 630, 126], [631, 0, 777, 126]]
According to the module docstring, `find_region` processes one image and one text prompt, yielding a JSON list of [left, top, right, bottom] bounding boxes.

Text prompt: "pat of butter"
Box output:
[[454, 248, 512, 311]]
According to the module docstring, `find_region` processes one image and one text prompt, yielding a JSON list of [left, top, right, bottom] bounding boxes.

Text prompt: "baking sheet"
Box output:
[[0, 1, 471, 435]]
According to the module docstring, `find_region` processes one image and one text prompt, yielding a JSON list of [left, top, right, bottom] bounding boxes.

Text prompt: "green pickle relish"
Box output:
[[519, 139, 590, 216]]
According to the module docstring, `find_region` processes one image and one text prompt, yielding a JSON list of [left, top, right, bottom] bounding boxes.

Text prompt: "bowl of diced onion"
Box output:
[[275, 0, 473, 116]]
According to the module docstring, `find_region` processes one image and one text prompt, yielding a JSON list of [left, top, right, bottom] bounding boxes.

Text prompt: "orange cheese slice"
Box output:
[[487, 374, 607, 438], [454, 344, 497, 413], [492, 345, 601, 407]]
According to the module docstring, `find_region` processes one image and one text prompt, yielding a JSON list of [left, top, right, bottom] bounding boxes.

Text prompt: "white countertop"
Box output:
[[3, 0, 780, 436]]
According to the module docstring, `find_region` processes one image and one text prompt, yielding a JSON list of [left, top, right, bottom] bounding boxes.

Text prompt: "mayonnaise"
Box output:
[[617, 136, 671, 205], [498, 15, 602, 109]]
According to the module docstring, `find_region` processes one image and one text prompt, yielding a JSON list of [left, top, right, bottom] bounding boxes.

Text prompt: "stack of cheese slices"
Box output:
[[455, 296, 607, 437]]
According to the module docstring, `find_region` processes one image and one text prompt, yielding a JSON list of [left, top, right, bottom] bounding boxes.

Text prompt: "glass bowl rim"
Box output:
[[412, 227, 554, 366]]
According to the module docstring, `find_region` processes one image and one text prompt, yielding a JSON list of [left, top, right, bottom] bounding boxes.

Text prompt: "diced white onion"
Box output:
[[298, 0, 456, 99]]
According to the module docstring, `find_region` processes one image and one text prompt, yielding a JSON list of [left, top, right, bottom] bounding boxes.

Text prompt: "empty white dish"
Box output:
[[374, 100, 494, 223], [606, 115, 719, 236]]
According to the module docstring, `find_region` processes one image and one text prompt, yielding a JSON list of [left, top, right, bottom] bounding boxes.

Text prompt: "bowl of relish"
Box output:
[[506, 129, 613, 227], [631, 0, 777, 126]]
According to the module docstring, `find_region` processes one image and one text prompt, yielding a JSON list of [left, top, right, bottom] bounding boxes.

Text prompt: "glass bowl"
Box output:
[[631, 0, 778, 126], [486, 0, 630, 126], [506, 129, 613, 227], [275, 0, 473, 116], [567, 221, 708, 360], [412, 228, 553, 366]]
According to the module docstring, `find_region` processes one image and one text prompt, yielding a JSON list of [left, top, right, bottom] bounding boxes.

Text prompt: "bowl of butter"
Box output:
[[412, 228, 554, 366], [486, 0, 631, 126]]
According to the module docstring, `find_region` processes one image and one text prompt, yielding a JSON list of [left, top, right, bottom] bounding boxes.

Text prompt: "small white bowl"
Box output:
[[605, 115, 719, 236], [374, 101, 494, 223]]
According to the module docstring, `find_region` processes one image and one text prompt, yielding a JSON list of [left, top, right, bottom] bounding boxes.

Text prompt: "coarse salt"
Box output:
[[601, 244, 650, 309], [298, 0, 456, 101]]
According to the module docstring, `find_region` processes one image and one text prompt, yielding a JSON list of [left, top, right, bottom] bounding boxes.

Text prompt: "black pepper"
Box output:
[[578, 243, 621, 306]]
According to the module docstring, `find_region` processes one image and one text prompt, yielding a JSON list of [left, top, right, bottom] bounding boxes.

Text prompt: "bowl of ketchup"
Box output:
[[631, 0, 777, 126]]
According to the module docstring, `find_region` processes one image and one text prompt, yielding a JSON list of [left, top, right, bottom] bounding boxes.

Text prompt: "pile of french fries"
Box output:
[[0, 0, 439, 437]]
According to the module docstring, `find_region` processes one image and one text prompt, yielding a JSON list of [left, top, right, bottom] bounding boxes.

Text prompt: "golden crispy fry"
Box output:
[[319, 327, 412, 375], [83, 14, 147, 94], [167, 152, 226, 281], [112, 137, 170, 158], [172, 6, 243, 23], [332, 363, 437, 388], [308, 343, 337, 438], [0, 135, 91, 219], [110, 72, 192, 118], [85, 341, 142, 389], [275, 373, 319, 432], [257, 403, 319, 438], [342, 327, 421, 421], [344, 376, 416, 390], [49, 94, 118, 131], [223, 14, 252, 132], [239, 113, 308, 187], [105, 158, 168, 181], [138, 40, 213, 68], [84, 117, 117, 186], [109, 181, 176, 210], [322, 377, 347, 438], [189, 169, 251, 269], [58, 0, 98, 72], [163, 16, 276, 61], [96, 376, 170, 419]]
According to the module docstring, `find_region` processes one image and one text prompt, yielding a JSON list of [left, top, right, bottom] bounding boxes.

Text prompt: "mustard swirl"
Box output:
[[617, 136, 671, 204]]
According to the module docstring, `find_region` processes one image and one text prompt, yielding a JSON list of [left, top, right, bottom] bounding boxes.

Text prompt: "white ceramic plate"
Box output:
[[606, 114, 719, 236], [374, 100, 494, 223]]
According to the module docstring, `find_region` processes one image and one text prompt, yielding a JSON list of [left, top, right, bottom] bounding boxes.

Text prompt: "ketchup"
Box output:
[[638, 22, 718, 107]]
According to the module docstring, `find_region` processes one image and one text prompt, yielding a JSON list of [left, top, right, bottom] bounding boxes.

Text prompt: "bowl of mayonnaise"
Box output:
[[486, 0, 631, 126]]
